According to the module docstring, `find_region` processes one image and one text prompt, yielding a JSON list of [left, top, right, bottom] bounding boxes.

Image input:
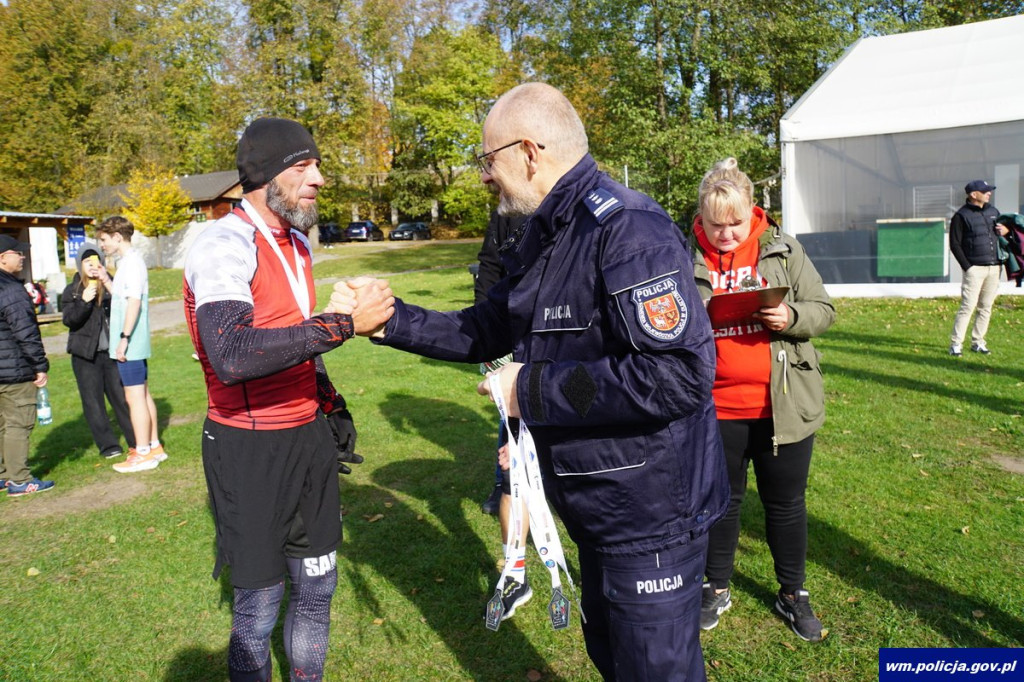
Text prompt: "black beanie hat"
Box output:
[[236, 117, 321, 193]]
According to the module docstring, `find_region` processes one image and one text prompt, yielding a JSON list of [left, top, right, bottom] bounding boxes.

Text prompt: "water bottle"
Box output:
[[36, 386, 52, 425]]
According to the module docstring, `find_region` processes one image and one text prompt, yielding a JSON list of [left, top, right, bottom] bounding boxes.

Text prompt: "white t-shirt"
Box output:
[[109, 247, 150, 360]]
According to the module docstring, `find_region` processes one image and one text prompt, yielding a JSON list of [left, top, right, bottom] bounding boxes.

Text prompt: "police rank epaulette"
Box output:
[[582, 188, 624, 224]]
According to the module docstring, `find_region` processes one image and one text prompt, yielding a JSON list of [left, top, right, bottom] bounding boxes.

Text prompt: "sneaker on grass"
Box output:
[[499, 576, 533, 621], [700, 584, 732, 630], [150, 444, 168, 462], [775, 589, 823, 642], [970, 343, 991, 354], [113, 449, 161, 473], [7, 478, 55, 497], [949, 344, 963, 357]]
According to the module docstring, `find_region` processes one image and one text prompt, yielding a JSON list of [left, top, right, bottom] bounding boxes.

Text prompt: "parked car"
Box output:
[[347, 220, 384, 241], [389, 222, 432, 241], [318, 222, 349, 247]]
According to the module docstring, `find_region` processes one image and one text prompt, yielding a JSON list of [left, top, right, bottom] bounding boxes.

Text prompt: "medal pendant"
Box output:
[[485, 589, 505, 631], [548, 587, 571, 630]]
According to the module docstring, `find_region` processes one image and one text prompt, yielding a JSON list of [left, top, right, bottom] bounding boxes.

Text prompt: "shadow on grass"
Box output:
[[31, 397, 174, 478], [823, 329, 1024, 385], [732, 505, 1024, 646], [827, 362, 1024, 416], [807, 515, 1024, 647], [163, 646, 229, 681], [338, 391, 570, 681]]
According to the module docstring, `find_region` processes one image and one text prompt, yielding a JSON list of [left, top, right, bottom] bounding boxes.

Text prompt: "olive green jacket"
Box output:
[[692, 221, 836, 448]]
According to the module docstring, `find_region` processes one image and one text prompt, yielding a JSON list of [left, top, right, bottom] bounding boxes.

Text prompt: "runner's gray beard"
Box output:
[[267, 178, 318, 233]]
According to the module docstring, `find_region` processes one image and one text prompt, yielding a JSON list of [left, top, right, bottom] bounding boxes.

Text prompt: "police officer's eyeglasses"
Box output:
[[475, 140, 545, 174]]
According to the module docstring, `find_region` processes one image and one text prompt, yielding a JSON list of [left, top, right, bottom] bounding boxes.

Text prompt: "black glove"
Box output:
[[327, 408, 363, 474]]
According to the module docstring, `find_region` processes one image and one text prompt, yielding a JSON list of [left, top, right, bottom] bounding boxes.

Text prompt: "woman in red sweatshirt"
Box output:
[[692, 157, 835, 642]]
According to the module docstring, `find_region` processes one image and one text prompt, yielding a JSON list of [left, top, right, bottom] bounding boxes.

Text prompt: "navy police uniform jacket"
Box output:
[[380, 154, 728, 555]]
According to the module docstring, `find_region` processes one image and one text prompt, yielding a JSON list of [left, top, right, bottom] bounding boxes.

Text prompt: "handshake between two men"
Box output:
[[323, 276, 525, 420], [325, 276, 394, 337]]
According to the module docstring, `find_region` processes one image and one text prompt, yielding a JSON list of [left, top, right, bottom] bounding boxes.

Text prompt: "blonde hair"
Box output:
[[698, 158, 754, 224]]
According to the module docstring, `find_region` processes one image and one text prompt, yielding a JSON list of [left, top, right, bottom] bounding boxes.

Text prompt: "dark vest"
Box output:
[[955, 203, 1001, 266]]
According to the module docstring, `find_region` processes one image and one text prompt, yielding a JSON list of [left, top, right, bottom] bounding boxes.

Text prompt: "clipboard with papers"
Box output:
[[705, 286, 789, 329]]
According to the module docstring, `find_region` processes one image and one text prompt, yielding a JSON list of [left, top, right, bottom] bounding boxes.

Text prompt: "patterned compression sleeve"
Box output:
[[197, 299, 354, 385], [314, 356, 346, 414]]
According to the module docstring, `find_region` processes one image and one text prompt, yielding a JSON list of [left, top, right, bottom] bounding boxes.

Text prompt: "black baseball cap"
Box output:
[[965, 180, 995, 194], [0, 234, 29, 254], [236, 117, 321, 193]]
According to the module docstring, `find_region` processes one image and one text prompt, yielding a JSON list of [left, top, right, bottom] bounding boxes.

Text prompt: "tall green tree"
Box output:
[[0, 0, 240, 212], [391, 26, 505, 228], [237, 0, 387, 221], [148, 0, 239, 175], [0, 0, 118, 210]]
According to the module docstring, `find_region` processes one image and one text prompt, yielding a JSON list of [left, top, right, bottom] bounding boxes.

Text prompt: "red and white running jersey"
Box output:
[[184, 209, 319, 430]]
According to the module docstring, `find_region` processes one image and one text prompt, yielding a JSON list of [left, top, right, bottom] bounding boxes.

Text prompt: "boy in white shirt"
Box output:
[[95, 216, 167, 472]]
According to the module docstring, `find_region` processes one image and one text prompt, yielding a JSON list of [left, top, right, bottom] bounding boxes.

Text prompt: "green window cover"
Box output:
[[876, 219, 947, 278]]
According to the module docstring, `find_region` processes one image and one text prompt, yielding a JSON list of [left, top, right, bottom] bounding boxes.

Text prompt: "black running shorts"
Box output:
[[202, 415, 341, 589]]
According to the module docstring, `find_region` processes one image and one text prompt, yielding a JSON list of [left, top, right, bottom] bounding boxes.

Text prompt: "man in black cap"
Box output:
[[183, 117, 394, 680], [0, 234, 52, 496], [948, 179, 1009, 356]]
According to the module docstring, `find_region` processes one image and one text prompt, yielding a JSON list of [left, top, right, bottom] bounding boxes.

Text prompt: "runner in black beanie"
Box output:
[[236, 117, 321, 193]]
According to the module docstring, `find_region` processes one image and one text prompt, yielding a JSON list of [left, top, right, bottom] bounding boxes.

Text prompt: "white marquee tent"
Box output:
[[780, 14, 1024, 287]]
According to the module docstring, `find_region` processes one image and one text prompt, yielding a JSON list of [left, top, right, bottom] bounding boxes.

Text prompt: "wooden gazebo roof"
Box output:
[[1, 211, 94, 240]]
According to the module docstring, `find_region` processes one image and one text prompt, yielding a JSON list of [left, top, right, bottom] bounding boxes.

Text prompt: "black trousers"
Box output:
[[71, 353, 136, 455], [704, 418, 814, 595]]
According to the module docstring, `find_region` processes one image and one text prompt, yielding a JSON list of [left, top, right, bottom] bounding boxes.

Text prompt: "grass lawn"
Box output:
[[1, 240, 1021, 681]]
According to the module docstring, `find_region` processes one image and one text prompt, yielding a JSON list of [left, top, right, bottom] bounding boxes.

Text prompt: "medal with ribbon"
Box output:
[[484, 374, 584, 631]]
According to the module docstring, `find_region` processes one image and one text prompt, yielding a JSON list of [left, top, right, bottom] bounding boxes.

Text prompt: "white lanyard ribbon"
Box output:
[[484, 374, 583, 631], [240, 199, 310, 319]]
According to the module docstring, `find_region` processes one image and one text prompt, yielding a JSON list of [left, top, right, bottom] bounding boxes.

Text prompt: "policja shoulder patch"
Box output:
[[631, 276, 687, 341]]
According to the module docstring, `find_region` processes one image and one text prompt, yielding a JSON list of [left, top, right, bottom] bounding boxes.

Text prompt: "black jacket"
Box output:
[[0, 269, 48, 384], [474, 212, 524, 305], [950, 202, 1002, 270], [61, 274, 111, 360]]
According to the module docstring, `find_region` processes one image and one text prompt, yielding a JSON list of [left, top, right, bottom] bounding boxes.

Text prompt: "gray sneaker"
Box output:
[[700, 583, 732, 630], [7, 478, 55, 497], [775, 589, 823, 641]]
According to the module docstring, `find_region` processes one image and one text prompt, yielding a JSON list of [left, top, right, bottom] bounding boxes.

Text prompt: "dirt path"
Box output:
[[44, 298, 188, 357], [4, 477, 149, 521]]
